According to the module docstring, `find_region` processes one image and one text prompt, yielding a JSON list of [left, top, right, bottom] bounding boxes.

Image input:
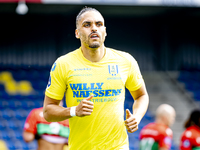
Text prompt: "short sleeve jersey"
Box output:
[[45, 47, 144, 150], [139, 123, 173, 150], [180, 125, 200, 150], [24, 107, 69, 138]]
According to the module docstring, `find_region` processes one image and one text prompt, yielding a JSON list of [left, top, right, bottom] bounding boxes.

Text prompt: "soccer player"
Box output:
[[180, 109, 200, 150], [43, 6, 149, 150], [23, 101, 69, 150], [139, 104, 176, 150]]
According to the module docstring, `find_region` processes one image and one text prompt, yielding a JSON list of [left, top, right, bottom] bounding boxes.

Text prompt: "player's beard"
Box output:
[[80, 33, 103, 49], [83, 38, 101, 49], [89, 42, 100, 48]]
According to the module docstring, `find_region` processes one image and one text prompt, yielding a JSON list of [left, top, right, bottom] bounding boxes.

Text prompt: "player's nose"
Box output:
[[91, 24, 97, 32]]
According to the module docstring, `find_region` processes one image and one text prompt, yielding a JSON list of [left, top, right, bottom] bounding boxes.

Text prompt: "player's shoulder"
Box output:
[[159, 124, 173, 137], [144, 123, 173, 136], [140, 122, 155, 132], [182, 125, 200, 137], [140, 122, 159, 136], [27, 107, 43, 120], [184, 126, 196, 132], [57, 48, 79, 63], [30, 107, 43, 114], [190, 125, 200, 132], [107, 47, 134, 59], [181, 127, 195, 139]]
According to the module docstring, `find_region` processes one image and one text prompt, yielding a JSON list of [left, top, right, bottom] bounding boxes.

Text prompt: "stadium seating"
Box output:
[[178, 70, 200, 105], [0, 65, 46, 149], [0, 120, 9, 130]]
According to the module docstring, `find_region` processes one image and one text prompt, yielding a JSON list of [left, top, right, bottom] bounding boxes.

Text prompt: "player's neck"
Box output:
[[81, 45, 106, 62], [156, 118, 168, 126]]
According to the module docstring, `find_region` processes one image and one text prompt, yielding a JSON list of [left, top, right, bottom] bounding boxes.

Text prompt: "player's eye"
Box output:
[[84, 23, 90, 27], [96, 23, 103, 27]]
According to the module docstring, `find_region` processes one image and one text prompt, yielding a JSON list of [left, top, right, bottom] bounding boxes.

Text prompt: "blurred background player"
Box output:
[[139, 104, 176, 150], [23, 100, 69, 150], [180, 109, 200, 150]]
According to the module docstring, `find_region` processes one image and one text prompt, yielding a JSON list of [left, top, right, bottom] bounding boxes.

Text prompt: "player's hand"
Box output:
[[75, 95, 94, 117], [124, 109, 139, 133]]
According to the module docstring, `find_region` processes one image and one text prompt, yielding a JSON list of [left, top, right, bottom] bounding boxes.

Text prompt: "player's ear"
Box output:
[[105, 27, 107, 36], [75, 29, 80, 39]]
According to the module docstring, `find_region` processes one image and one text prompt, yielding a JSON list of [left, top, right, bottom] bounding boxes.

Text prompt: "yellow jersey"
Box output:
[[45, 47, 144, 150], [0, 140, 8, 150]]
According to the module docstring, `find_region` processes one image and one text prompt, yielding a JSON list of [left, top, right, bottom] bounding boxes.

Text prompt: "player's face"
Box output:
[[76, 11, 107, 49], [168, 112, 176, 126]]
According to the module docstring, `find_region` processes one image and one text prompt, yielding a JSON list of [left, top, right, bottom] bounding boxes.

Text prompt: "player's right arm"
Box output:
[[44, 59, 94, 122], [43, 95, 94, 122], [43, 95, 71, 122]]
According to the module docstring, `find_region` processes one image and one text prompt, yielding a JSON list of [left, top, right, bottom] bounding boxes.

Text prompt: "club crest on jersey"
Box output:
[[183, 140, 190, 148], [108, 65, 118, 76], [47, 75, 51, 87], [164, 137, 172, 145], [51, 63, 56, 72]]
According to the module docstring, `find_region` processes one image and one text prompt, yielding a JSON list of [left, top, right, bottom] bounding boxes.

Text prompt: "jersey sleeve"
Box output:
[[24, 109, 37, 134], [180, 132, 193, 150], [125, 54, 144, 91], [45, 58, 67, 100]]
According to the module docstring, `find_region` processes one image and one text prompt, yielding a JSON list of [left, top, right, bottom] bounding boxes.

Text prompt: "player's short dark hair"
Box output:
[[76, 6, 101, 28]]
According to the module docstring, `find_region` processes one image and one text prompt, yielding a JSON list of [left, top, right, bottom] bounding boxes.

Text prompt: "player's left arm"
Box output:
[[125, 83, 149, 133], [23, 110, 37, 142]]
